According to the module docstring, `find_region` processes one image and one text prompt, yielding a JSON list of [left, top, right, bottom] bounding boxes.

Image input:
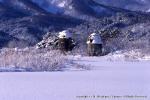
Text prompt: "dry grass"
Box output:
[[0, 48, 66, 71]]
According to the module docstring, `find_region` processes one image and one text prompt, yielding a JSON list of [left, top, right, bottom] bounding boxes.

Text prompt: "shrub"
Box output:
[[0, 48, 66, 71]]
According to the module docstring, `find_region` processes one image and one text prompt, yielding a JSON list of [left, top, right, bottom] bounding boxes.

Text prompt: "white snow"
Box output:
[[57, 1, 66, 7], [95, 0, 150, 12], [0, 50, 150, 100], [31, 0, 64, 14], [58, 30, 72, 38], [87, 33, 102, 44], [146, 8, 150, 12]]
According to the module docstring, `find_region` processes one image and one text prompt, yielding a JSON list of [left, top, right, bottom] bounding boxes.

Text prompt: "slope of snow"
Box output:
[[95, 0, 150, 12], [71, 55, 150, 71], [0, 66, 149, 100], [31, 0, 150, 14], [146, 8, 150, 12], [31, 0, 63, 14], [0, 50, 150, 100], [1, 0, 150, 17], [57, 1, 66, 7], [31, 0, 71, 14]]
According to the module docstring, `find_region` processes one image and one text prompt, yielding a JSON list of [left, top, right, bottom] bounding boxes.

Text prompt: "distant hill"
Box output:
[[0, 0, 150, 48]]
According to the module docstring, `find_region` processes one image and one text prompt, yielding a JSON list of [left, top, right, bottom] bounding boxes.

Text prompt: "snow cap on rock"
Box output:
[[87, 32, 102, 44], [90, 32, 97, 36], [58, 30, 72, 38]]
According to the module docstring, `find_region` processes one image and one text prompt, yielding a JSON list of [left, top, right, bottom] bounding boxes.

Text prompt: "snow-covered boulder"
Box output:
[[87, 33, 103, 44], [58, 30, 73, 38]]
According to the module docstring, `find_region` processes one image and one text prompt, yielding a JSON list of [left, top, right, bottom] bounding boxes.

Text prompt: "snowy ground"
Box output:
[[0, 51, 150, 100]]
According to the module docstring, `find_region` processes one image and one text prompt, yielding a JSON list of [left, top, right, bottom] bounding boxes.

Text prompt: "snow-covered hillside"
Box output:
[[1, 0, 150, 48], [30, 0, 113, 17], [31, 0, 150, 14], [95, 0, 150, 12]]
